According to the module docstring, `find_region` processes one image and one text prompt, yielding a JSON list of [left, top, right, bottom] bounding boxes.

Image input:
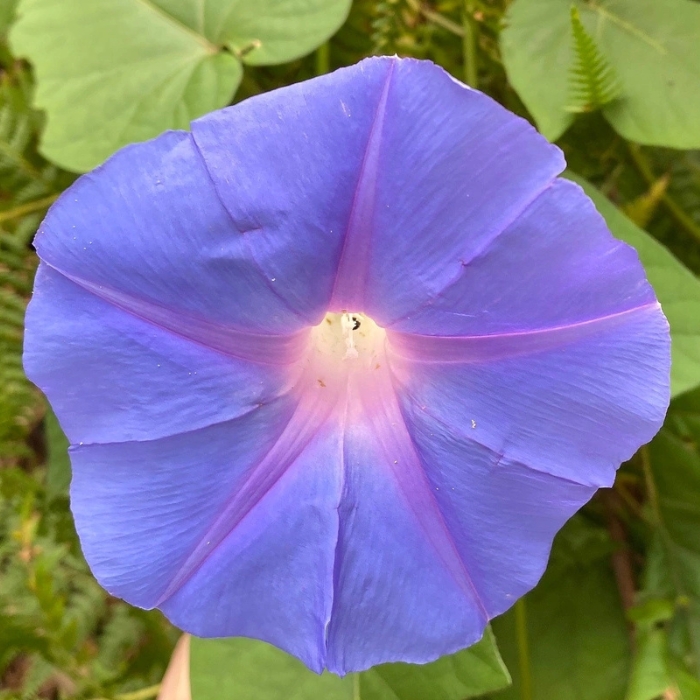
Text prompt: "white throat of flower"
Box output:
[[309, 312, 386, 382]]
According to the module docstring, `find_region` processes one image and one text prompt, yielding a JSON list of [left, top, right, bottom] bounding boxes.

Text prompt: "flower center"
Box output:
[[309, 312, 387, 381]]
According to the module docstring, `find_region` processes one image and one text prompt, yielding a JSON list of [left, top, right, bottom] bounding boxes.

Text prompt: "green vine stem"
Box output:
[[462, 1, 479, 87], [515, 598, 533, 700], [406, 0, 465, 37], [0, 193, 59, 225], [89, 683, 161, 700], [315, 42, 330, 76]]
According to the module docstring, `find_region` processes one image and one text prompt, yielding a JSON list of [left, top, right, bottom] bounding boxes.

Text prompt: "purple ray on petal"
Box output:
[[358, 60, 565, 325], [388, 304, 659, 365], [329, 60, 395, 311], [23, 265, 298, 445], [40, 263, 309, 366], [190, 58, 394, 323], [325, 361, 488, 673], [160, 417, 343, 673], [23, 56, 671, 675], [388, 309, 669, 487], [386, 179, 657, 335]]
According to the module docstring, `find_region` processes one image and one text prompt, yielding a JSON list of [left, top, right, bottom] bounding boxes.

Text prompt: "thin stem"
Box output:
[[627, 143, 700, 245], [462, 1, 478, 87], [639, 446, 684, 597], [601, 490, 638, 653], [315, 42, 330, 76], [406, 0, 465, 37], [515, 598, 533, 700], [89, 684, 161, 700], [640, 445, 662, 526], [0, 194, 59, 225], [602, 490, 637, 613]]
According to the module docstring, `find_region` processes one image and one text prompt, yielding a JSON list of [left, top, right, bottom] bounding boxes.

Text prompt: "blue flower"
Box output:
[[24, 56, 670, 674]]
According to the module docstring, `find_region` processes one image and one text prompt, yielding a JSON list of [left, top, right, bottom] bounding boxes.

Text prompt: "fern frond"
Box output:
[[565, 5, 621, 113], [19, 655, 56, 700], [371, 0, 405, 54], [0, 66, 72, 460], [369, 0, 425, 56]]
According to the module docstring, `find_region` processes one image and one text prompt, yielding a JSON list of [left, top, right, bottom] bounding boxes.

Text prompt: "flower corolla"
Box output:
[[24, 57, 670, 674]]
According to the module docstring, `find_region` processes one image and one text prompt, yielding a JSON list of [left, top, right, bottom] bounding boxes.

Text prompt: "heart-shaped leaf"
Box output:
[[9, 0, 351, 171], [189, 628, 510, 700]]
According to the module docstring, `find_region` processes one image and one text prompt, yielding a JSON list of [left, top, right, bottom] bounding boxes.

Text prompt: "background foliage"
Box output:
[[2, 0, 700, 698]]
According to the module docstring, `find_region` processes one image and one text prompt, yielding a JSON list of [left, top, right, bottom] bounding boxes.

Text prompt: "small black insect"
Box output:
[[351, 316, 361, 330]]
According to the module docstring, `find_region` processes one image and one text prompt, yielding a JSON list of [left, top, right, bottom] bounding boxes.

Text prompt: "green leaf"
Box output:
[[0, 0, 18, 37], [9, 0, 351, 172], [643, 388, 700, 680], [191, 637, 352, 700], [490, 517, 631, 700], [360, 628, 511, 700], [567, 173, 700, 398], [44, 408, 71, 500], [501, 0, 700, 147], [627, 598, 675, 625], [190, 629, 510, 700], [623, 622, 700, 700], [626, 627, 672, 700]]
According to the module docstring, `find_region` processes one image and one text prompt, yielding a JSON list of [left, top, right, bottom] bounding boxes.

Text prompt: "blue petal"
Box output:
[[333, 59, 565, 320], [191, 57, 394, 321], [71, 387, 343, 673], [381, 307, 668, 620], [34, 129, 319, 334], [325, 372, 486, 673], [388, 180, 657, 334], [389, 307, 670, 488], [24, 265, 296, 444]]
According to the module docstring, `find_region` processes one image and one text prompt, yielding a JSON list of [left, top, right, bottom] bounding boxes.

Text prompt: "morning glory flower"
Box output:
[[24, 56, 669, 674]]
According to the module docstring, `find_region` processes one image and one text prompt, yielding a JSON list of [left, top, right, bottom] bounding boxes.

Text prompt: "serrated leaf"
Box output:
[[490, 517, 631, 700], [9, 0, 351, 172], [501, 0, 700, 147], [190, 629, 510, 700], [567, 173, 700, 398]]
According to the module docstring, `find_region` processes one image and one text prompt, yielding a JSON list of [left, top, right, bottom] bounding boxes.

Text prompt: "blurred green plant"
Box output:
[[9, 0, 353, 172], [0, 60, 72, 462], [3, 0, 700, 699], [0, 459, 178, 699]]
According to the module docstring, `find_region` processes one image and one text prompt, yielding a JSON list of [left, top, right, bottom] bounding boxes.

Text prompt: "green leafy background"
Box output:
[[2, 0, 700, 699]]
